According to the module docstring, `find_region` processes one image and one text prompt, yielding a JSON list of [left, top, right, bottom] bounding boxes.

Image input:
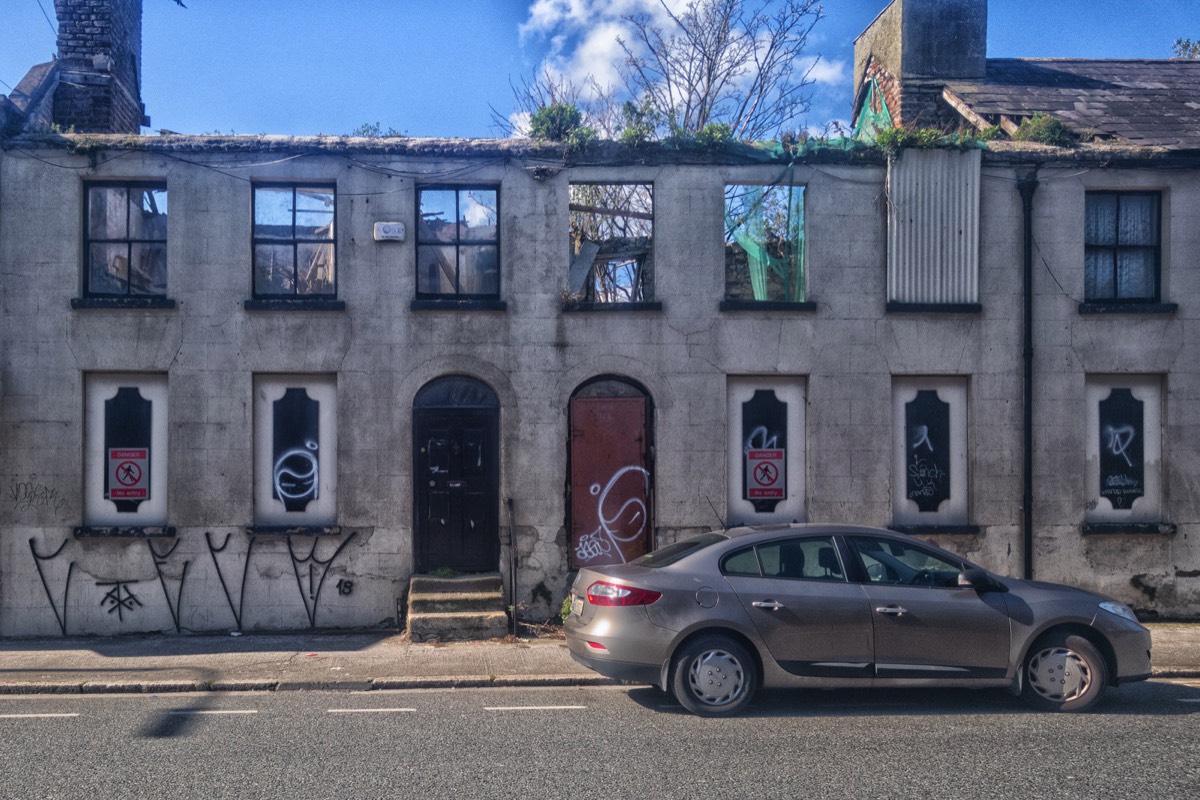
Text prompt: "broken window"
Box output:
[[417, 186, 500, 298], [568, 183, 653, 304], [253, 184, 336, 298], [725, 183, 804, 303], [84, 182, 168, 297]]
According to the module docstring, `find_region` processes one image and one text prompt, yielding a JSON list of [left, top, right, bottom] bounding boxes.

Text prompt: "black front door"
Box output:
[[414, 407, 499, 572]]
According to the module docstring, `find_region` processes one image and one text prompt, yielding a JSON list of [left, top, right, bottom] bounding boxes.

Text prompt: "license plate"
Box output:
[[570, 595, 584, 616]]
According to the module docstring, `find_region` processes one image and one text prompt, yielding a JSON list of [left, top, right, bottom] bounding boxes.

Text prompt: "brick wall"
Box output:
[[52, 0, 144, 133]]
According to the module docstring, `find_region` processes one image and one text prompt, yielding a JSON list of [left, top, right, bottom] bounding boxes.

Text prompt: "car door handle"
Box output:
[[875, 605, 908, 616], [751, 600, 786, 610]]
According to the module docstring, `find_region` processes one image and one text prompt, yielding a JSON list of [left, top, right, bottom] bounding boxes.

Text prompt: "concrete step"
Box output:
[[409, 574, 503, 594], [405, 573, 509, 642], [409, 591, 506, 614], [407, 610, 509, 642]]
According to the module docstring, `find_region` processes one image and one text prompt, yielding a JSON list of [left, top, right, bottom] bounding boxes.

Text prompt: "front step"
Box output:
[[406, 573, 509, 642]]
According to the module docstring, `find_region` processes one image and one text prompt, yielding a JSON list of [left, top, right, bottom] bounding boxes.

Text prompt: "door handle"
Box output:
[[751, 600, 785, 610], [875, 605, 907, 616]]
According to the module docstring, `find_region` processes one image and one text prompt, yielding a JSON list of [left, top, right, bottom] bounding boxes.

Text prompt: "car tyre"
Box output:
[[1021, 632, 1107, 712], [671, 635, 758, 717]]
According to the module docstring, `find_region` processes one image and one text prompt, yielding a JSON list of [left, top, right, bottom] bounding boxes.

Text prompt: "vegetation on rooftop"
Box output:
[[1012, 113, 1076, 147]]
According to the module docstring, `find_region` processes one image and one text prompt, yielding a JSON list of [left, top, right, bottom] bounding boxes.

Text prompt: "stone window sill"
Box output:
[[1082, 522, 1177, 535], [886, 302, 982, 314], [410, 298, 507, 312], [74, 525, 176, 538], [246, 525, 343, 537], [888, 524, 981, 536], [720, 300, 816, 312], [244, 298, 345, 311], [72, 296, 176, 310], [562, 300, 663, 313], [1077, 302, 1177, 315]]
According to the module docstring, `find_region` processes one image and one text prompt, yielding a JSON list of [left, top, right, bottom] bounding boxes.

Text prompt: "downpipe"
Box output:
[[1018, 171, 1039, 581]]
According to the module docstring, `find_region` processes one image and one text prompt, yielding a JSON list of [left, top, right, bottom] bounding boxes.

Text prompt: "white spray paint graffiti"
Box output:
[[1104, 424, 1136, 467], [575, 465, 650, 564], [744, 425, 778, 452], [274, 439, 319, 503]]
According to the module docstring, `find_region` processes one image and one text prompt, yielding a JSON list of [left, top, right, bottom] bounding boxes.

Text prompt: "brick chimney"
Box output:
[[53, 0, 148, 133], [854, 0, 988, 128]]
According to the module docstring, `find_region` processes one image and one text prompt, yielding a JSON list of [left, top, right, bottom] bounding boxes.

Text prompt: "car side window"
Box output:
[[751, 537, 847, 582], [850, 536, 964, 588], [721, 547, 762, 576]]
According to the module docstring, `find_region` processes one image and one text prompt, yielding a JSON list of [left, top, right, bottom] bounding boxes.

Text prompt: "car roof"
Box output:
[[723, 522, 905, 540]]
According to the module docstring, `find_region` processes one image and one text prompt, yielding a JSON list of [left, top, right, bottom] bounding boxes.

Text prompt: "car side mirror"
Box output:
[[957, 568, 1008, 593]]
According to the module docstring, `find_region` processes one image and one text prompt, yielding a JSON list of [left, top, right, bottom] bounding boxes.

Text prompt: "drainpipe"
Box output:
[[1017, 171, 1039, 580], [506, 497, 518, 636]]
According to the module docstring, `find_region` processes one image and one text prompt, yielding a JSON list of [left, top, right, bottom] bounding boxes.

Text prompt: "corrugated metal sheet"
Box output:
[[887, 149, 981, 304]]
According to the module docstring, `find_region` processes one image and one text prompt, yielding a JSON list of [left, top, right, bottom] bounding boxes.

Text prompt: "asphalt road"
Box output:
[[1, 680, 1197, 799]]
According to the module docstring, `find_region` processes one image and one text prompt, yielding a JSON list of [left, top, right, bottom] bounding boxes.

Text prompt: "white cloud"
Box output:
[[800, 56, 847, 87]]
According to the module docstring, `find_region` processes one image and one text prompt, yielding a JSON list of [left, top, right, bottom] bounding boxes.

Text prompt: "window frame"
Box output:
[[251, 182, 338, 301], [1083, 190, 1162, 304], [82, 180, 169, 300], [566, 181, 654, 307], [415, 184, 501, 301], [722, 181, 807, 306]]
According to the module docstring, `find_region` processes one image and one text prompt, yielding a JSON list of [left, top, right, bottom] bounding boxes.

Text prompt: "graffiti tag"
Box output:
[[9, 481, 66, 514]]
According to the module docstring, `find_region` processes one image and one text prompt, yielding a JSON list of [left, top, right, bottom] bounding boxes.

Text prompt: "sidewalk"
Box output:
[[0, 623, 1196, 695]]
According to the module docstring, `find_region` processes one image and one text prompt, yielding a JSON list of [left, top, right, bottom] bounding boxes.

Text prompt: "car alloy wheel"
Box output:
[[1022, 633, 1107, 712], [671, 635, 758, 716]]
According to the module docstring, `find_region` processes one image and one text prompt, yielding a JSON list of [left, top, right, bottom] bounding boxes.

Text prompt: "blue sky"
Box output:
[[1, 0, 1194, 138]]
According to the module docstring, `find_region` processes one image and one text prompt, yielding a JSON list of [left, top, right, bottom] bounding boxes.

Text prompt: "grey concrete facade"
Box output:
[[1, 135, 1198, 637]]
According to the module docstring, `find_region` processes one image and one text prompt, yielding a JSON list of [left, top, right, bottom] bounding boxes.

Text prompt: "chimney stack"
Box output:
[[854, 0, 988, 128], [53, 0, 148, 133]]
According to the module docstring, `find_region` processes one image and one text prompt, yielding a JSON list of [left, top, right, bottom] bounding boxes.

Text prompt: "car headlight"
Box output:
[[1099, 601, 1139, 623]]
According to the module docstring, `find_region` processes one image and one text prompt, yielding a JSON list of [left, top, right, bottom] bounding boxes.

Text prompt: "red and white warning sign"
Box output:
[[108, 448, 149, 500], [746, 448, 785, 499]]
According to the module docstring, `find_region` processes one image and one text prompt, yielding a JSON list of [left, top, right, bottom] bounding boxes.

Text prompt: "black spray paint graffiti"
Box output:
[[148, 538, 190, 632], [97, 580, 142, 621], [29, 537, 189, 634], [336, 579, 354, 596], [10, 481, 67, 514], [206, 531, 358, 630], [30, 538, 74, 636]]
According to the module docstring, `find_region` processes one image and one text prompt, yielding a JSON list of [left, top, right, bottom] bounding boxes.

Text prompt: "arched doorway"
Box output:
[[413, 376, 500, 572], [568, 377, 655, 568]]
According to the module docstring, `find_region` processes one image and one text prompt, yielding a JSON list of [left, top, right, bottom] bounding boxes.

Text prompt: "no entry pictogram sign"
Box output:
[[746, 448, 785, 499], [108, 448, 149, 500]]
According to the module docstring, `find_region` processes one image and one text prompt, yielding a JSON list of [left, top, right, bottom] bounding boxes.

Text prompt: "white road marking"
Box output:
[[327, 708, 417, 714], [167, 709, 258, 716], [484, 705, 586, 712], [0, 713, 79, 719], [1178, 698, 1200, 703]]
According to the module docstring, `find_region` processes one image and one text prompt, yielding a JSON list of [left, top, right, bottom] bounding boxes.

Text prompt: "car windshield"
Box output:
[[632, 533, 728, 568]]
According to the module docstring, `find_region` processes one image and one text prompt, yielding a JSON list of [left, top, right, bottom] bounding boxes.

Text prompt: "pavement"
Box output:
[[0, 622, 1197, 695]]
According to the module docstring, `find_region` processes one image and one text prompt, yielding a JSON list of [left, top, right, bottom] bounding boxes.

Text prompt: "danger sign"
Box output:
[[746, 448, 785, 499], [108, 448, 149, 500]]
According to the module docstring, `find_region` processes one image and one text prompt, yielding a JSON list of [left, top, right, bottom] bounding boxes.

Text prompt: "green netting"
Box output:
[[853, 78, 894, 143], [725, 172, 805, 302]]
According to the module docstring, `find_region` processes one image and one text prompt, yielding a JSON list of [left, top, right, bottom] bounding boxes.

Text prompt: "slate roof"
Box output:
[[944, 59, 1200, 150]]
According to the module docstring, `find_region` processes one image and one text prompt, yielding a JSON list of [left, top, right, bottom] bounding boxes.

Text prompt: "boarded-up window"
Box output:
[[1086, 375, 1162, 523], [568, 184, 653, 303], [84, 374, 169, 526], [254, 375, 337, 525], [892, 377, 968, 526], [725, 183, 805, 302], [887, 149, 980, 306]]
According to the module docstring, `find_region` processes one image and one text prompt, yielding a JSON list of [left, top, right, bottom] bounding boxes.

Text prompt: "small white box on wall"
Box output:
[[373, 221, 406, 242]]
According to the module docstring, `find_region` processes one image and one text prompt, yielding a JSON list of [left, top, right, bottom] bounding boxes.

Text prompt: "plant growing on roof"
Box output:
[[1012, 113, 1076, 147]]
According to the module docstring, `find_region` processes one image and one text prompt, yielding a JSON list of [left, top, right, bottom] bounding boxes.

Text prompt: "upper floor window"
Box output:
[[1085, 192, 1160, 303], [417, 186, 499, 298], [724, 183, 805, 303], [568, 183, 654, 304], [253, 184, 336, 298], [84, 182, 168, 297]]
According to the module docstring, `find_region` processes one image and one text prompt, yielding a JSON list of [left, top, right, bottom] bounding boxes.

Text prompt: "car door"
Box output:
[[722, 535, 874, 678], [847, 535, 1011, 679]]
